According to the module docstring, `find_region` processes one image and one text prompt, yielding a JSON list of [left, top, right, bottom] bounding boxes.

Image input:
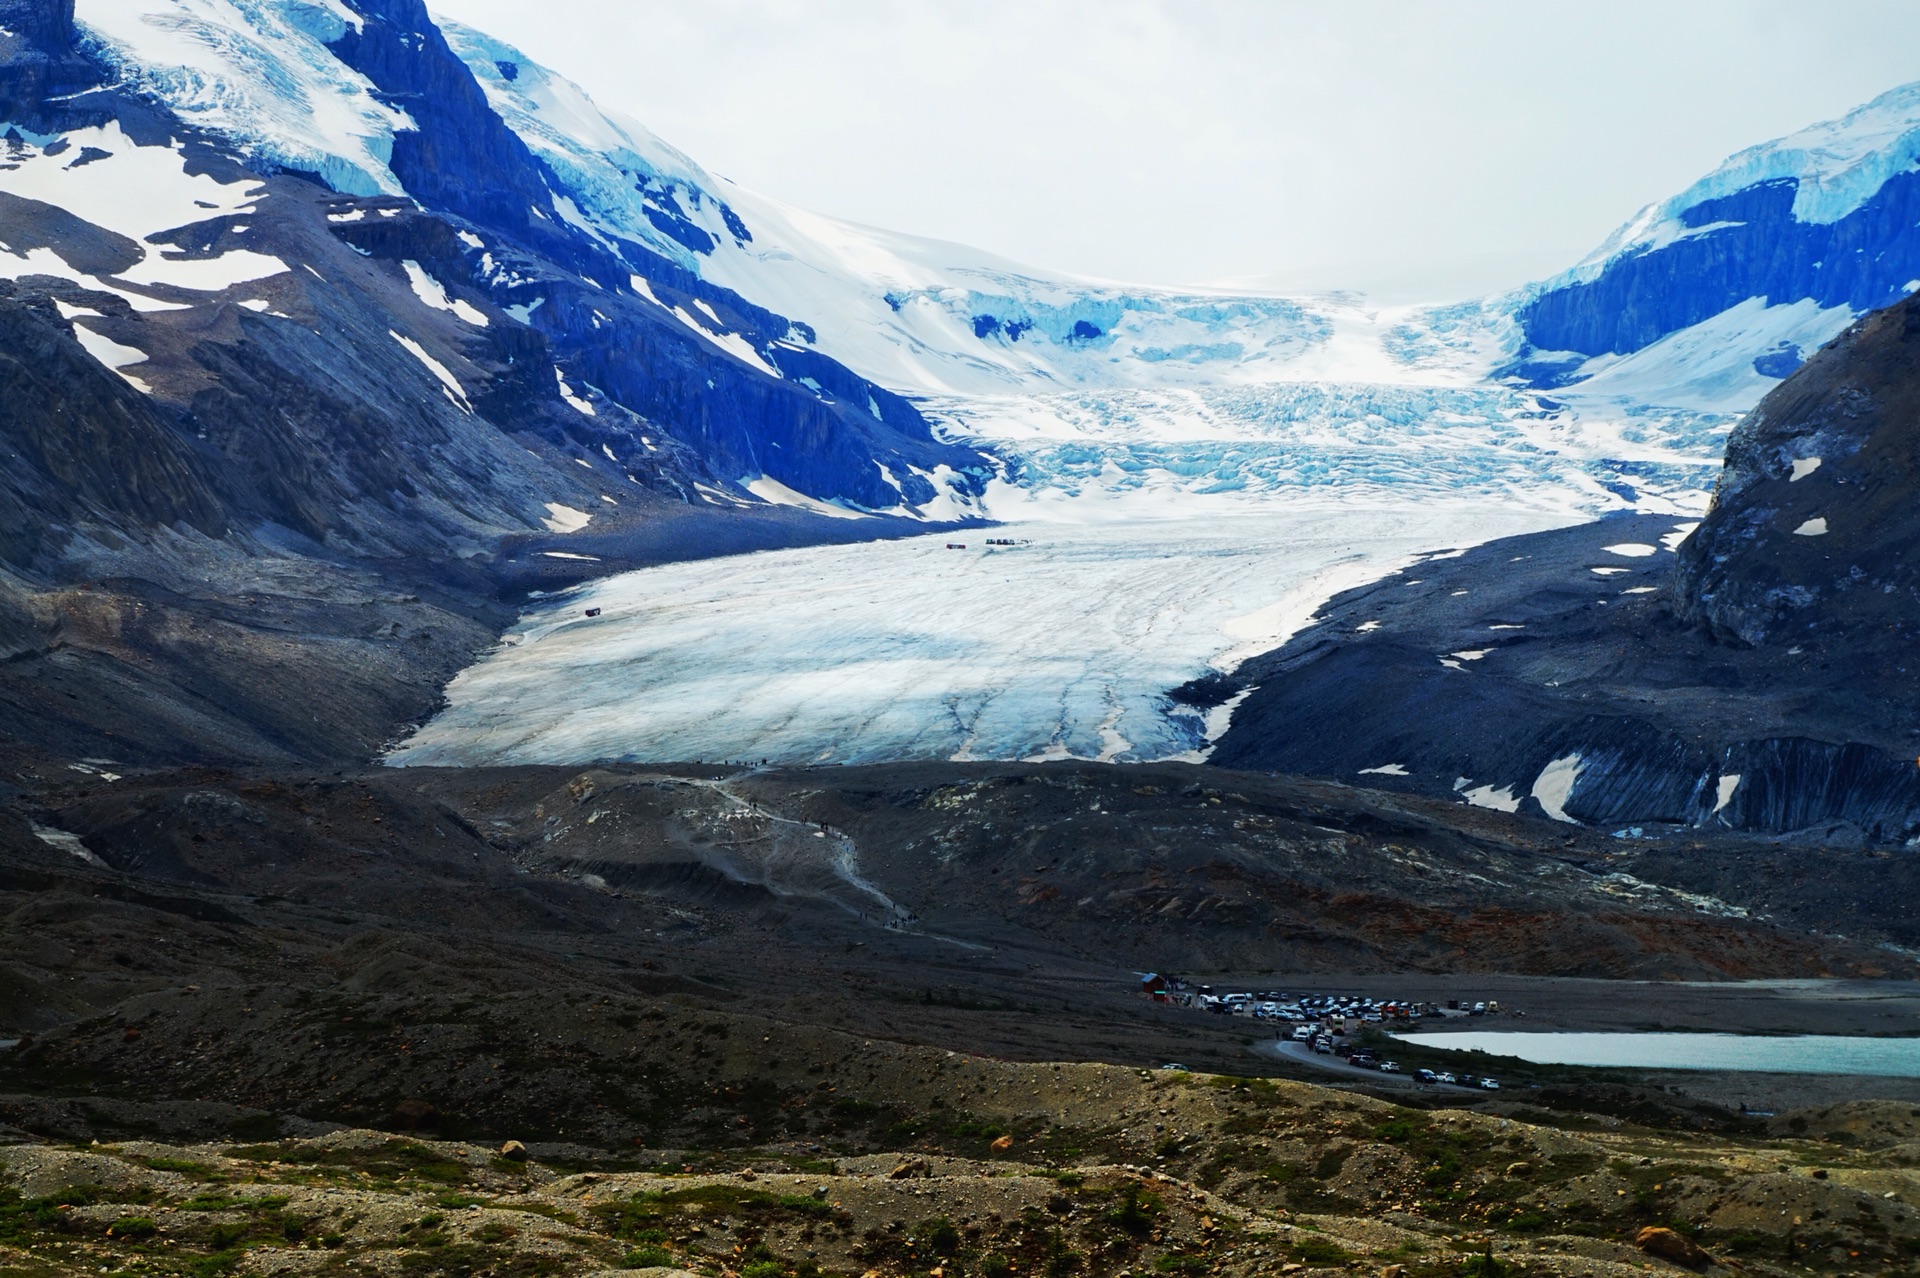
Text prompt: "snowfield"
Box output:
[[388, 503, 1566, 769]]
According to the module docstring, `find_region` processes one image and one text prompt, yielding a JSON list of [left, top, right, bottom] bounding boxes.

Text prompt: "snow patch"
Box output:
[[1549, 296, 1854, 415], [1455, 779, 1521, 813], [71, 323, 152, 393], [1713, 773, 1742, 815], [1790, 457, 1823, 482], [1602, 542, 1658, 558], [1358, 763, 1409, 777], [1793, 517, 1828, 536], [0, 245, 187, 311], [30, 822, 107, 867], [1661, 521, 1701, 552], [540, 502, 591, 533], [403, 260, 488, 326], [555, 368, 595, 415], [388, 330, 470, 412], [741, 475, 866, 520], [119, 247, 288, 292], [669, 306, 778, 376], [0, 121, 260, 242], [1531, 753, 1584, 824]]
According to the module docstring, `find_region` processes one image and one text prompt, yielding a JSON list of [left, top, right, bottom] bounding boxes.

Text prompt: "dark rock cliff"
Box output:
[[1673, 294, 1920, 647], [0, 0, 98, 124]]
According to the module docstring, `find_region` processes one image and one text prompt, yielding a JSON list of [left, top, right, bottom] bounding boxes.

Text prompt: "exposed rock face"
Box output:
[[1673, 294, 1920, 647], [0, 288, 225, 562], [1635, 1225, 1712, 1268], [0, 0, 98, 124]]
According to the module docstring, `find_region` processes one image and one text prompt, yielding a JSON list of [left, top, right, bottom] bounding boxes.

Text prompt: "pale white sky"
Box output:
[[430, 0, 1920, 301]]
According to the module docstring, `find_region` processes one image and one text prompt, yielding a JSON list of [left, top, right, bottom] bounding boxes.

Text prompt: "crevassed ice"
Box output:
[[75, 0, 411, 197]]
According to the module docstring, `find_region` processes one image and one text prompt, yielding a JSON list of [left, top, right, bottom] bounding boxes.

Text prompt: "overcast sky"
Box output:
[[430, 1, 1920, 302]]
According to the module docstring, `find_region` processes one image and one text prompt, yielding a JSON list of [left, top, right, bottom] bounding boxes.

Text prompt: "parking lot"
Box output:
[[1139, 976, 1511, 1090]]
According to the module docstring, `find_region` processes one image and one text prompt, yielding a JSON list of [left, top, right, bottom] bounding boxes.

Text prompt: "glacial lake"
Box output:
[[1392, 1030, 1920, 1076]]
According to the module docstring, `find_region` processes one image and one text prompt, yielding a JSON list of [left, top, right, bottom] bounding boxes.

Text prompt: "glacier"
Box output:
[[387, 503, 1565, 769], [73, 0, 412, 197], [38, 0, 1920, 767]]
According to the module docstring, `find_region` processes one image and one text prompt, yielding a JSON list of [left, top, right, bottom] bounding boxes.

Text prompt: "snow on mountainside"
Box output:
[[436, 26, 1920, 516], [29, 0, 1920, 522], [447, 24, 1920, 419], [443, 19, 1379, 400], [1511, 81, 1920, 409]]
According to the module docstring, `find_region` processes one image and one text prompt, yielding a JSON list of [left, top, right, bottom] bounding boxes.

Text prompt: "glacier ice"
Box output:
[[74, 0, 412, 197], [388, 505, 1569, 770]]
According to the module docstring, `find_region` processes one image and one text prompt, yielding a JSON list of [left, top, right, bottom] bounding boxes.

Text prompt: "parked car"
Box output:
[[1378, 1060, 1402, 1074], [1433, 1071, 1458, 1085], [1470, 1001, 1487, 1016], [1160, 1063, 1191, 1072], [1475, 1076, 1500, 1090], [1292, 1025, 1316, 1041], [1413, 1068, 1438, 1084], [1312, 1038, 1333, 1054]]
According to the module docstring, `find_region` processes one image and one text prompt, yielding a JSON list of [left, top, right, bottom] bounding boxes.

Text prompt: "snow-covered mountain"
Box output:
[[429, 23, 1920, 515], [9, 0, 1920, 786], [0, 0, 993, 536], [1508, 81, 1920, 410], [440, 25, 1920, 416], [37, 0, 1920, 525]]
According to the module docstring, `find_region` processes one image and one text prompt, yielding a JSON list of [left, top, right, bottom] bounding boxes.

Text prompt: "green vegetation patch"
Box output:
[[597, 1183, 834, 1239], [248, 1139, 475, 1185], [140, 1156, 218, 1179]]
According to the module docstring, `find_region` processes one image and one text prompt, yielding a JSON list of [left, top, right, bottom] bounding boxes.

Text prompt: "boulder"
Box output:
[[1635, 1225, 1711, 1268]]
